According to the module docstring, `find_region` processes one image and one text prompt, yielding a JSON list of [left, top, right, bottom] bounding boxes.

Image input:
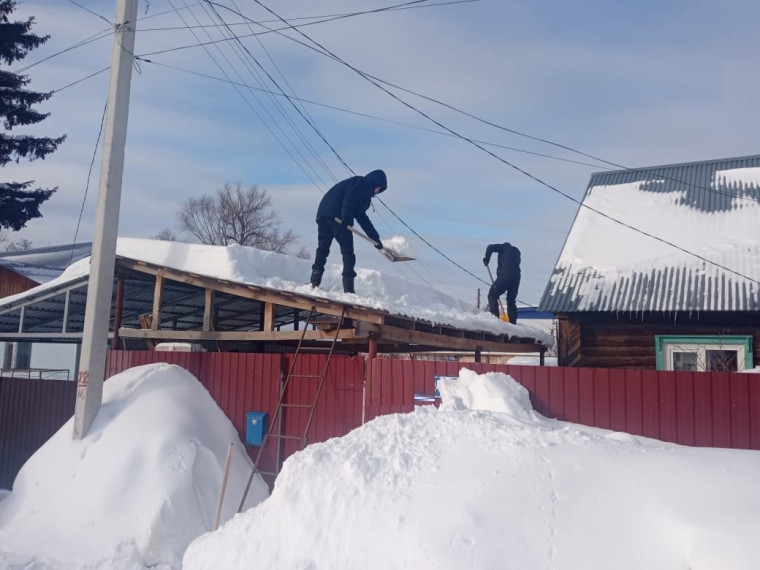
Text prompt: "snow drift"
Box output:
[[184, 368, 760, 570], [0, 364, 268, 568]]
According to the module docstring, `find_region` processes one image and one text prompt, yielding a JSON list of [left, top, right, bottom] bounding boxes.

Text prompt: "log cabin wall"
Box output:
[[0, 266, 38, 299], [557, 312, 760, 369]]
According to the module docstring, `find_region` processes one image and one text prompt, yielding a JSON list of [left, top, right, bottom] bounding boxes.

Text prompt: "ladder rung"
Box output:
[[281, 403, 313, 409], [254, 469, 277, 477], [268, 433, 305, 441], [289, 373, 322, 379]]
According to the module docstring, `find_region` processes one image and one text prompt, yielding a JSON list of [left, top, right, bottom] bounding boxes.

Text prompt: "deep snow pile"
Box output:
[[0, 364, 268, 569], [184, 369, 760, 570]]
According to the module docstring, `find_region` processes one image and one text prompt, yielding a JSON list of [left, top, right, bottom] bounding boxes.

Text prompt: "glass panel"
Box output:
[[706, 350, 738, 372], [672, 351, 698, 371]]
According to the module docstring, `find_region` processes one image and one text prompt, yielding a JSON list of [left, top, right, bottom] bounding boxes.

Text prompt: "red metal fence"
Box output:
[[3, 352, 758, 490], [368, 360, 760, 450]]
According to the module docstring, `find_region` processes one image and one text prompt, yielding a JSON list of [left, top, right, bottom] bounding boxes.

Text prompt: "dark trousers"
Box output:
[[312, 217, 356, 278], [488, 272, 520, 323]]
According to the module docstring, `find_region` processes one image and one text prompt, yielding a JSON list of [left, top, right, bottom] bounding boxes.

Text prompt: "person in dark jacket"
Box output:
[[483, 242, 521, 323], [310, 170, 387, 293]]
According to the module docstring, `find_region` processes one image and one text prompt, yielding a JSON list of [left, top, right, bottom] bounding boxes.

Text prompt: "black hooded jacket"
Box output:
[[484, 242, 521, 276], [316, 170, 387, 242]]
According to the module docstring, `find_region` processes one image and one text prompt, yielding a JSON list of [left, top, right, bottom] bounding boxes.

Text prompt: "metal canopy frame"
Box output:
[[0, 256, 547, 355]]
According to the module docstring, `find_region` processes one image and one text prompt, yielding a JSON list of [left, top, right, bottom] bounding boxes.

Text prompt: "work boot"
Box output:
[[342, 276, 355, 294], [310, 268, 323, 288]]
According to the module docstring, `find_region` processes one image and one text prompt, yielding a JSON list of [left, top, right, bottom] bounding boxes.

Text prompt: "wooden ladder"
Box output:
[[237, 305, 348, 511]]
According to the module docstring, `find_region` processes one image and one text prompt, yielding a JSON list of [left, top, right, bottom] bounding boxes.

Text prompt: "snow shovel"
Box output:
[[335, 218, 416, 262], [486, 265, 510, 322]]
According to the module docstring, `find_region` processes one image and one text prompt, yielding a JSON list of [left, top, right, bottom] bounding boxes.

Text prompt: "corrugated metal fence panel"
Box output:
[[100, 354, 760, 453], [367, 361, 760, 450], [0, 377, 76, 490]]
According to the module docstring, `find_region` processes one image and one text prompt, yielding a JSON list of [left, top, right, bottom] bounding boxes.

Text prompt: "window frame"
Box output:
[[655, 335, 754, 372]]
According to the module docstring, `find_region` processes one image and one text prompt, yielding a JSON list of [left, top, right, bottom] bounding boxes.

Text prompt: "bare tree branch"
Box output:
[[177, 182, 304, 254]]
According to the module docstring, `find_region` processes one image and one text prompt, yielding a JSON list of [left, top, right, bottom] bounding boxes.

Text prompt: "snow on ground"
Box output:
[[3, 364, 758, 569], [0, 364, 268, 569], [0, 238, 553, 346], [185, 368, 760, 570]]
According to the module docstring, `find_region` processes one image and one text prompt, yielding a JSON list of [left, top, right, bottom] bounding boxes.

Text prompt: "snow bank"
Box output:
[[183, 368, 760, 570], [0, 364, 268, 569]]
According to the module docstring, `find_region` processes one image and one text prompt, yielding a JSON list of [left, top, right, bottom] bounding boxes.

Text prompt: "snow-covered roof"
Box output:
[[0, 242, 92, 285], [540, 155, 760, 313], [0, 238, 553, 346]]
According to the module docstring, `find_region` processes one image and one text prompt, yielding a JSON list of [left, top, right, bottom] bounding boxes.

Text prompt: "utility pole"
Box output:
[[73, 0, 138, 439]]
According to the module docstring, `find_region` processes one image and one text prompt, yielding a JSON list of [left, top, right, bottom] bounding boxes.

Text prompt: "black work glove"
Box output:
[[375, 240, 383, 250], [483, 257, 489, 266], [343, 217, 354, 228]]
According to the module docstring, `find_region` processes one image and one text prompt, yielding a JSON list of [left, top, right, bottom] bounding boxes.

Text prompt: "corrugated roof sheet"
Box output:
[[0, 242, 92, 284], [539, 155, 760, 313]]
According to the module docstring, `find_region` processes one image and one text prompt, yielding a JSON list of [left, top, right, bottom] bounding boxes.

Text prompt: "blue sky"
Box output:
[[5, 0, 760, 305]]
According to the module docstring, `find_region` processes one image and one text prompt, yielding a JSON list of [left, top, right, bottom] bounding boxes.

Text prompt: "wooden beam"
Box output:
[[118, 327, 365, 342], [117, 258, 385, 325], [263, 301, 275, 332], [151, 275, 164, 330], [203, 288, 215, 332], [377, 324, 542, 353], [111, 277, 125, 350]]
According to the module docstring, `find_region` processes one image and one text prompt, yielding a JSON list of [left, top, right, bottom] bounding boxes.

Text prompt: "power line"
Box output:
[[197, 1, 554, 300], [135, 58, 611, 170], [137, 0, 470, 58], [139, 0, 479, 31], [0, 67, 110, 118], [227, 0, 341, 183], [232, 5, 760, 207], [13, 28, 114, 74], [165, 0, 329, 192], [192, 0, 337, 189], [202, 1, 451, 291], [70, 101, 107, 265], [203, 1, 355, 175], [249, 0, 760, 287], [65, 0, 113, 26]]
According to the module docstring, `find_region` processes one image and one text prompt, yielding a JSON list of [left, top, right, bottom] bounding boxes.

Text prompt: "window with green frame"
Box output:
[[655, 335, 754, 372]]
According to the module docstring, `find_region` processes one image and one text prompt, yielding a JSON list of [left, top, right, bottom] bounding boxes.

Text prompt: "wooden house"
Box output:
[[539, 155, 760, 371]]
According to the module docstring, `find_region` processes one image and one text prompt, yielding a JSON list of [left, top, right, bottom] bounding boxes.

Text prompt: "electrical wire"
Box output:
[[166, 0, 329, 192], [69, 101, 107, 265], [139, 0, 479, 32], [0, 67, 110, 118], [137, 0, 467, 59], [248, 0, 760, 287], [200, 2, 448, 290], [229, 4, 759, 206], [134, 58, 609, 170], [13, 28, 114, 74], [65, 0, 112, 26], [195, 0, 336, 189]]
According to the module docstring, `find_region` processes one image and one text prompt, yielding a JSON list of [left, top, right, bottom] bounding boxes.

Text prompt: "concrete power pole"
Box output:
[[73, 0, 139, 439]]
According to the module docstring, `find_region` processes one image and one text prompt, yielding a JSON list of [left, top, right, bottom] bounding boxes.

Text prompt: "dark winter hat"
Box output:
[[365, 169, 387, 192]]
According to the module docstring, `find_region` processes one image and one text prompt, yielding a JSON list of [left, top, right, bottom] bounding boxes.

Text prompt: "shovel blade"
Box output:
[[381, 248, 416, 262]]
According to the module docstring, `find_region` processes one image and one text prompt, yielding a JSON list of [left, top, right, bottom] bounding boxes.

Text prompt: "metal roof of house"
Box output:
[[0, 242, 92, 284], [539, 154, 760, 313]]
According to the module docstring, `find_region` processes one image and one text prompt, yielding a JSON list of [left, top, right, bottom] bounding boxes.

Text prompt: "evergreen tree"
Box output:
[[0, 0, 65, 231]]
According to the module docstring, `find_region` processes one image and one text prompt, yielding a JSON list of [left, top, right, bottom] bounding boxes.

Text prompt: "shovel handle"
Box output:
[[335, 217, 382, 248], [485, 265, 508, 318]]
